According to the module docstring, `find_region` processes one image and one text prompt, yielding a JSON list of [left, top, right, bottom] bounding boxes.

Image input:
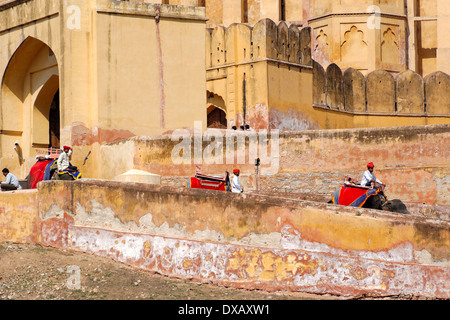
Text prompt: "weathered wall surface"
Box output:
[[0, 178, 448, 298], [125, 124, 450, 206], [206, 19, 314, 131], [0, 0, 207, 180], [0, 190, 39, 243], [11, 179, 443, 298]]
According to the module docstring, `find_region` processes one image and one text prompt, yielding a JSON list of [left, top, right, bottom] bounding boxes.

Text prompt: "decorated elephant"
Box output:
[[330, 183, 410, 215]]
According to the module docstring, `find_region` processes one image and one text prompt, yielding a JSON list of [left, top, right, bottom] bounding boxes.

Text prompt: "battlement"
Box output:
[[313, 61, 450, 116], [206, 19, 312, 69]]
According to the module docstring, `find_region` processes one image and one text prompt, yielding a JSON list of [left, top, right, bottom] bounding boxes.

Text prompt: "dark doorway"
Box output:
[[207, 107, 227, 129], [49, 90, 60, 148]]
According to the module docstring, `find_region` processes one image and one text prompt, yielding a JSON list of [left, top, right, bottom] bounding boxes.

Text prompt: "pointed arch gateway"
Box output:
[[1, 36, 60, 163], [207, 91, 227, 129]]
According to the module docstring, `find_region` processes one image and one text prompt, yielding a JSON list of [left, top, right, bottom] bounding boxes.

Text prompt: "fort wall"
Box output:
[[206, 19, 450, 131], [206, 19, 314, 131], [0, 0, 207, 179], [0, 179, 448, 298], [77, 124, 450, 207], [313, 62, 450, 117]]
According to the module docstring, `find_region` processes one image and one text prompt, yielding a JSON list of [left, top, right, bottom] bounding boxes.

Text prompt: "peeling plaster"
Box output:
[[281, 224, 415, 264], [41, 204, 67, 220], [73, 200, 282, 247], [67, 225, 450, 298], [415, 249, 450, 267]]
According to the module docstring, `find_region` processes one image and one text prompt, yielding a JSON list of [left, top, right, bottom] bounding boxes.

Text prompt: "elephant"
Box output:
[[329, 184, 410, 215]]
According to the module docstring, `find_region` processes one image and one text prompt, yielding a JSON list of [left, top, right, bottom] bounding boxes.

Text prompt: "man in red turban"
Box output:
[[361, 162, 382, 187], [231, 169, 243, 193], [57, 145, 72, 173]]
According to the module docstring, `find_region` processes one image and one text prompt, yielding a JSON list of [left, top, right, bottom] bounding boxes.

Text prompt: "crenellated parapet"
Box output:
[[313, 61, 450, 116], [206, 19, 312, 69]]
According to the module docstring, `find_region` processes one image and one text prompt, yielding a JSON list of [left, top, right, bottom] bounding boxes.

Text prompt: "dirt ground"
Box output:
[[0, 242, 345, 301]]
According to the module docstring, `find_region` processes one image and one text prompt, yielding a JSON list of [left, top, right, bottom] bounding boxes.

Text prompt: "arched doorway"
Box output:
[[33, 74, 60, 148], [1, 36, 59, 168], [206, 91, 227, 129], [207, 105, 227, 129]]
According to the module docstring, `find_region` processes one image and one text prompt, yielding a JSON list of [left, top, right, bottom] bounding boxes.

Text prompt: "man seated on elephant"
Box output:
[[361, 162, 384, 188]]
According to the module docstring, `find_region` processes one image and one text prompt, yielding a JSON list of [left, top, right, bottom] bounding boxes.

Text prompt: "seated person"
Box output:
[[57, 145, 72, 172], [361, 162, 383, 187], [1, 168, 22, 191]]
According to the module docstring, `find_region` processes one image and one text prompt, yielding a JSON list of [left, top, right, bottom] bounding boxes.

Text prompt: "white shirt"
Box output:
[[2, 172, 22, 189], [361, 170, 382, 186], [231, 175, 243, 193], [57, 151, 70, 171]]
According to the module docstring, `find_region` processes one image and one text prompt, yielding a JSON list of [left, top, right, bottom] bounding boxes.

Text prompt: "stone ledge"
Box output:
[[97, 0, 207, 21]]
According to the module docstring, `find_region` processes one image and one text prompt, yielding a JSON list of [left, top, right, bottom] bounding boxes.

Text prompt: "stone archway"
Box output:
[[1, 36, 59, 173]]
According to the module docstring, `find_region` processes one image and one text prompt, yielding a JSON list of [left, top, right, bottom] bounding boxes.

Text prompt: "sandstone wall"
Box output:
[[313, 62, 450, 116], [0, 176, 448, 298], [9, 179, 445, 298], [0, 190, 39, 243], [125, 124, 450, 206]]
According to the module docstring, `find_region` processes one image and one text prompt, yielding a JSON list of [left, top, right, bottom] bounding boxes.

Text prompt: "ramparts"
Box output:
[[0, 179, 449, 298], [314, 62, 450, 116], [205, 18, 449, 131], [207, 18, 312, 68]]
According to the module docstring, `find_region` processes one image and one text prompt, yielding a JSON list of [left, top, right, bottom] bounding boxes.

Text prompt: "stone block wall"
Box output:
[[128, 124, 450, 206]]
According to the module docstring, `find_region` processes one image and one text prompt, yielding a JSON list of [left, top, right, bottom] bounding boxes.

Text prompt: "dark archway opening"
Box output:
[[207, 107, 227, 129], [49, 89, 60, 148]]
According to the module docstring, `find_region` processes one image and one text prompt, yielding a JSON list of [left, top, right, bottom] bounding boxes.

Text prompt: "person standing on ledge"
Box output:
[[1, 168, 22, 191]]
